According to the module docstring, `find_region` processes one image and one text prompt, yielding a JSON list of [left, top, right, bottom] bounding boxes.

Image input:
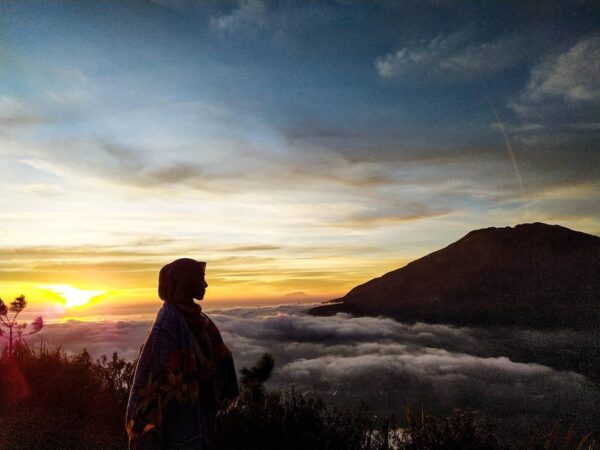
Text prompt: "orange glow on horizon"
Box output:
[[0, 256, 411, 319]]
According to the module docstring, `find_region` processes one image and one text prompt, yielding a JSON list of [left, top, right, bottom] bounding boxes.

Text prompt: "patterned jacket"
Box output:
[[126, 302, 238, 449]]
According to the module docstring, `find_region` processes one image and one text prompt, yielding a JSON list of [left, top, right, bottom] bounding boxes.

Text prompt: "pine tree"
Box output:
[[0, 295, 44, 354]]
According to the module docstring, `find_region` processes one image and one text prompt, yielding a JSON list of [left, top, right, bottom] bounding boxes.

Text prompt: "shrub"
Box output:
[[0, 343, 131, 449], [0, 347, 596, 449]]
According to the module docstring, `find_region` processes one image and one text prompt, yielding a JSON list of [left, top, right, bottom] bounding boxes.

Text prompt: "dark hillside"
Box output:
[[310, 223, 600, 329]]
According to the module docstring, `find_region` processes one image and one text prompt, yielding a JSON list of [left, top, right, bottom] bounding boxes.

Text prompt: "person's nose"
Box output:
[[203, 280, 208, 289]]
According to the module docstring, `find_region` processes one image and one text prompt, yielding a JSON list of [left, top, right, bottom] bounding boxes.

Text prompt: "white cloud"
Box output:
[[508, 35, 600, 135], [210, 0, 267, 32], [28, 304, 600, 426], [524, 36, 600, 103], [34, 319, 152, 362], [376, 33, 525, 80]]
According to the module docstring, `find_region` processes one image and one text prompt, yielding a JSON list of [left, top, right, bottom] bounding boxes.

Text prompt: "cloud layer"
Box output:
[[31, 305, 600, 431]]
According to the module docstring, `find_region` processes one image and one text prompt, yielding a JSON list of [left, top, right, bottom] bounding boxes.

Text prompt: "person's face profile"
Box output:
[[194, 269, 208, 300], [189, 260, 207, 300]]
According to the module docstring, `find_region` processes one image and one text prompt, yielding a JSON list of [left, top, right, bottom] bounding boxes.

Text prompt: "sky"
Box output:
[[1, 0, 600, 318]]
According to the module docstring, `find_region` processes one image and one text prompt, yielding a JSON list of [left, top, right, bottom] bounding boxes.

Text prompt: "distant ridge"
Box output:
[[309, 223, 600, 329]]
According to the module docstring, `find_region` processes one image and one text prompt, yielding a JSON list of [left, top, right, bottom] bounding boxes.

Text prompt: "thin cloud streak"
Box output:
[[489, 103, 525, 196], [375, 32, 530, 82]]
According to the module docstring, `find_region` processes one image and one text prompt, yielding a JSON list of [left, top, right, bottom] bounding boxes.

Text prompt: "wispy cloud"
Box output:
[[376, 32, 527, 81], [210, 0, 267, 33], [524, 36, 600, 103], [0, 96, 47, 130], [222, 245, 281, 252], [509, 35, 600, 122], [329, 207, 453, 229], [21, 183, 64, 197]]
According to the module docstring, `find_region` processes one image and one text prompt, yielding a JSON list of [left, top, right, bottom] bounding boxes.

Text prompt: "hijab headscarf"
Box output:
[[158, 258, 236, 410], [158, 258, 209, 334]]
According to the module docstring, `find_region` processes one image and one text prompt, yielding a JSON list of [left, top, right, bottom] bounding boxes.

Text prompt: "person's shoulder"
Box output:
[[154, 303, 187, 334], [156, 301, 181, 319], [200, 312, 218, 328], [201, 312, 223, 337]]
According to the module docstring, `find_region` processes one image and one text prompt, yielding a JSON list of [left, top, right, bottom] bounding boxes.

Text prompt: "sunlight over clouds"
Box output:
[[42, 285, 105, 308]]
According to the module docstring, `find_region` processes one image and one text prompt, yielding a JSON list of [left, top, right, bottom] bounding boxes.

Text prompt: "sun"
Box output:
[[43, 285, 105, 308]]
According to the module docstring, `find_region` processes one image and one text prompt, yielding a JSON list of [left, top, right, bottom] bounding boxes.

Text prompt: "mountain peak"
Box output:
[[462, 222, 574, 239], [310, 223, 600, 329]]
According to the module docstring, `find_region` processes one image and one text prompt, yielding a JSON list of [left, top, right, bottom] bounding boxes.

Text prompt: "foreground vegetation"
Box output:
[[0, 344, 596, 450]]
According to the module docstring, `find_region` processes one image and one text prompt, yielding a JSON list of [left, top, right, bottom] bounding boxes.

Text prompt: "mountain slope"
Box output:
[[309, 223, 600, 329]]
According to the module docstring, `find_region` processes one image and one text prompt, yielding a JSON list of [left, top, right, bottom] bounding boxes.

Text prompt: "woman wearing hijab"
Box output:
[[126, 258, 239, 450]]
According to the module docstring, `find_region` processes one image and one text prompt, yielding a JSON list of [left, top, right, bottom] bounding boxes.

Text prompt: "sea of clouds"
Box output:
[[33, 304, 600, 432]]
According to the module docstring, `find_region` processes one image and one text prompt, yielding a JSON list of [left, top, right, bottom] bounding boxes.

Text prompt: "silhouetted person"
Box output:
[[126, 258, 238, 449]]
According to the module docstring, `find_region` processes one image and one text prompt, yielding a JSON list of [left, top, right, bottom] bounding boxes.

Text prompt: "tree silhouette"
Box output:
[[0, 295, 44, 354], [239, 352, 274, 403]]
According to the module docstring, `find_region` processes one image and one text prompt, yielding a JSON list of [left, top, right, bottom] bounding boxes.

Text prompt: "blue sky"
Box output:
[[1, 0, 599, 314]]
